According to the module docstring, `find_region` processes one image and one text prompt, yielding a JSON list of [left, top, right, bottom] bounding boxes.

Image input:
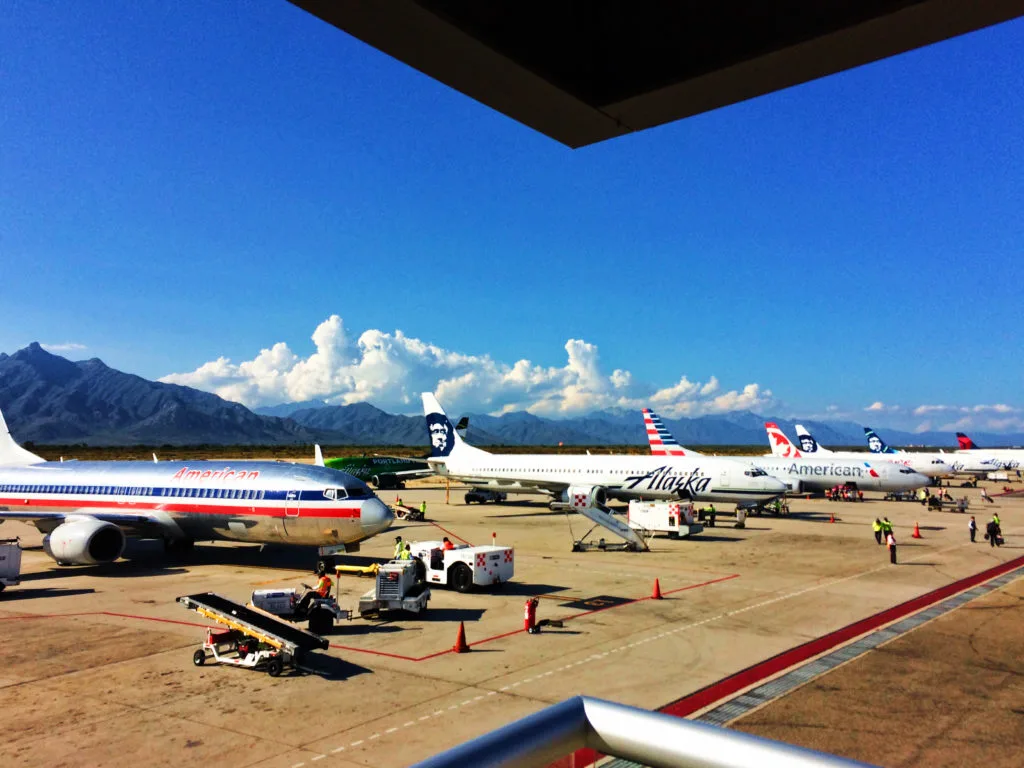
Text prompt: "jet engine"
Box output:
[[562, 485, 608, 509], [43, 518, 126, 565]]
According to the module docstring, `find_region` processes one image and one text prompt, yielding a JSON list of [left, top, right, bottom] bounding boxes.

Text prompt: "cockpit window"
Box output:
[[899, 468, 916, 474], [744, 468, 768, 477]]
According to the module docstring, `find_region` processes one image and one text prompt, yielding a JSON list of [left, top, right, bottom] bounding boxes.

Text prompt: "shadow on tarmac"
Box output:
[[300, 653, 372, 681], [416, 607, 486, 622], [0, 586, 96, 600], [494, 582, 571, 597]]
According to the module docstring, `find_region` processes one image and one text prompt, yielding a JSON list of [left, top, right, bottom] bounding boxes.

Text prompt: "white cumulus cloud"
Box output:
[[160, 315, 773, 418]]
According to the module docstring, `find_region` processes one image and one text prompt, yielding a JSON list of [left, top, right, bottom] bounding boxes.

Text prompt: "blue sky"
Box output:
[[1, 2, 1022, 432]]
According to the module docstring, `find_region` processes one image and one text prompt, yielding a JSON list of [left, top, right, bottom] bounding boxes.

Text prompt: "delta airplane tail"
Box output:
[[794, 424, 833, 455], [0, 408, 44, 466], [765, 422, 802, 458], [864, 427, 898, 454], [642, 408, 688, 456], [422, 393, 489, 460], [956, 432, 979, 450]]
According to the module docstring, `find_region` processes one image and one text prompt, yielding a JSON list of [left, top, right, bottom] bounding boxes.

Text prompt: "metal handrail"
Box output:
[[413, 696, 876, 768]]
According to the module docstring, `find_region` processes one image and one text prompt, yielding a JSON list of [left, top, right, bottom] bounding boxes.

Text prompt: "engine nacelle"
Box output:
[[563, 485, 608, 509], [43, 518, 126, 565]]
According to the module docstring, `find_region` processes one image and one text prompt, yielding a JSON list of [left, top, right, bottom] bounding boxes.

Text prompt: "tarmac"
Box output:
[[0, 479, 1020, 768]]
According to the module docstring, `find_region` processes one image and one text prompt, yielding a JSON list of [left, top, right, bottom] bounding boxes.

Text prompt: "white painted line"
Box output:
[[291, 763, 305, 768], [419, 715, 432, 721], [350, 740, 363, 747], [385, 727, 398, 734], [311, 756, 325, 762], [499, 686, 510, 691], [331, 747, 345, 754], [403, 721, 416, 727], [369, 734, 380, 741]]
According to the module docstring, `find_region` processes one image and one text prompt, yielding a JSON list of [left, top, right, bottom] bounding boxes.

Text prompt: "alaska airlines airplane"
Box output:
[[862, 427, 1001, 477], [785, 424, 952, 479], [0, 410, 393, 566], [423, 394, 787, 505], [642, 411, 929, 494], [955, 432, 1022, 470]]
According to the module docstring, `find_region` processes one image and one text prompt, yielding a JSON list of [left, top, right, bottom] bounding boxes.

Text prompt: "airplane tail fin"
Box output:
[[314, 444, 325, 467], [864, 427, 898, 454], [0, 408, 45, 466], [422, 393, 488, 459], [794, 424, 832, 455], [765, 422, 801, 458], [642, 408, 688, 456], [956, 432, 978, 450]]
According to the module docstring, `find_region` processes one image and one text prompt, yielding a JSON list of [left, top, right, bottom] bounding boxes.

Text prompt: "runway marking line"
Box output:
[[552, 552, 1024, 768]]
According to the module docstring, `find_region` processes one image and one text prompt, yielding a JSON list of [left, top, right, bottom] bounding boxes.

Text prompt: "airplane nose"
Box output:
[[361, 497, 394, 536]]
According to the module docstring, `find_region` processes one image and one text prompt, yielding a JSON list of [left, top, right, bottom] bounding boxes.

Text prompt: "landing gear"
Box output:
[[165, 538, 195, 554]]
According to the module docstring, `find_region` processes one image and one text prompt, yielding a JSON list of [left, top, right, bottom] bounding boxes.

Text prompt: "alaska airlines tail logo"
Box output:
[[426, 413, 456, 458], [796, 429, 819, 454], [956, 432, 977, 450], [643, 408, 686, 456], [765, 422, 801, 458], [863, 427, 895, 454]]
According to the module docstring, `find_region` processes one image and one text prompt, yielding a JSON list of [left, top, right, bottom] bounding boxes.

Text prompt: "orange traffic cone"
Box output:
[[652, 578, 663, 600], [829, 512, 836, 524], [912, 521, 922, 539], [452, 621, 470, 653]]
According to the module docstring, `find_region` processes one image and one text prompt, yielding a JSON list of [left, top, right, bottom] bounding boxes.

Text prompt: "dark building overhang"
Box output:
[[289, 1, 1024, 148]]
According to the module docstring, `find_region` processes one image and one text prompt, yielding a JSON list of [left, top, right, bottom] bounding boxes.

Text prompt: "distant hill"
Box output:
[[0, 343, 332, 445], [4, 345, 1022, 448]]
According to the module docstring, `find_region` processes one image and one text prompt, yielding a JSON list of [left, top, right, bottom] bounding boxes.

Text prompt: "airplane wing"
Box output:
[[0, 508, 171, 537]]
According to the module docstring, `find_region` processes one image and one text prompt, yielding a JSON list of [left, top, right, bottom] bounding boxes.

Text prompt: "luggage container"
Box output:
[[626, 501, 704, 538], [0, 538, 21, 592]]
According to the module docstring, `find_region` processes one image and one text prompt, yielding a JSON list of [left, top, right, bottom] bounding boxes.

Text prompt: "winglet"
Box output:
[[0, 408, 45, 466], [314, 444, 325, 467]]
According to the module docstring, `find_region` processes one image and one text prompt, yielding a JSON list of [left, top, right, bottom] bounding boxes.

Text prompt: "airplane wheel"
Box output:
[[193, 649, 206, 666]]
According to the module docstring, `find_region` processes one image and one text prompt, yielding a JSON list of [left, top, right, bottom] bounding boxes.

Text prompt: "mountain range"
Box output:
[[2, 344, 1021, 448]]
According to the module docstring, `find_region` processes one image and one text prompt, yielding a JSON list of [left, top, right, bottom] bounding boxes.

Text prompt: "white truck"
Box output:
[[408, 540, 514, 592], [626, 501, 705, 538], [357, 560, 431, 617], [0, 538, 21, 593]]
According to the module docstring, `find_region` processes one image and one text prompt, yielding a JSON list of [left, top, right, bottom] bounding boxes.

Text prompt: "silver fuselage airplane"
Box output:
[[787, 424, 954, 478], [423, 394, 787, 505], [641, 411, 929, 493], [0, 411, 392, 566]]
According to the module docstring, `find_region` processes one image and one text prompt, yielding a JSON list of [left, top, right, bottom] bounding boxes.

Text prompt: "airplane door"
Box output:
[[283, 490, 300, 535]]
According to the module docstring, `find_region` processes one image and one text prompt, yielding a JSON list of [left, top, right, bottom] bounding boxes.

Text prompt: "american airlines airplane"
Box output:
[[785, 423, 953, 478], [955, 432, 1023, 470], [0, 409, 393, 566], [423, 394, 788, 505], [642, 410, 929, 494]]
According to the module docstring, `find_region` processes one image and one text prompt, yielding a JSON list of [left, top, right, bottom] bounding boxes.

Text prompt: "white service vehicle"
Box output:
[[0, 538, 21, 592], [357, 560, 431, 616], [250, 586, 350, 635], [626, 501, 704, 538], [408, 540, 514, 592]]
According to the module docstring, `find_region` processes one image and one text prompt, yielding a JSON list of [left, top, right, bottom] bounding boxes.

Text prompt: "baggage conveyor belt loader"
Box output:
[[179, 592, 329, 677]]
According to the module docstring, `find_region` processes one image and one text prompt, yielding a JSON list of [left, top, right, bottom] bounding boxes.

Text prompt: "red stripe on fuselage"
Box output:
[[0, 496, 362, 519]]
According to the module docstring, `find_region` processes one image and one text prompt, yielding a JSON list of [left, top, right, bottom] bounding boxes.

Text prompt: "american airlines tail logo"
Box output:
[[624, 466, 710, 496], [643, 408, 686, 456], [765, 423, 801, 458]]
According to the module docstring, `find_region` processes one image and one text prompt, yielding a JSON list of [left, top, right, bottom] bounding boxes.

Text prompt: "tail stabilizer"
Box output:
[[642, 408, 690, 456], [956, 432, 978, 450], [422, 393, 488, 459], [794, 424, 833, 455], [0, 409, 45, 466], [314, 444, 325, 467], [765, 422, 802, 458], [864, 427, 898, 454]]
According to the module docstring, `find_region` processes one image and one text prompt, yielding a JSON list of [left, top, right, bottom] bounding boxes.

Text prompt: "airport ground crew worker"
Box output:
[[986, 518, 999, 547], [442, 536, 455, 551], [969, 516, 977, 543], [420, 500, 427, 517], [886, 531, 897, 564], [398, 544, 413, 560], [880, 517, 893, 539], [981, 487, 993, 503], [707, 504, 716, 527], [393, 535, 404, 559], [297, 564, 333, 613], [872, 518, 883, 545], [993, 512, 1000, 526]]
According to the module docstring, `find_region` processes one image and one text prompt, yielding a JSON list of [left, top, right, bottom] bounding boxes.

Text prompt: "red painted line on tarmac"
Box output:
[[551, 553, 1024, 768]]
